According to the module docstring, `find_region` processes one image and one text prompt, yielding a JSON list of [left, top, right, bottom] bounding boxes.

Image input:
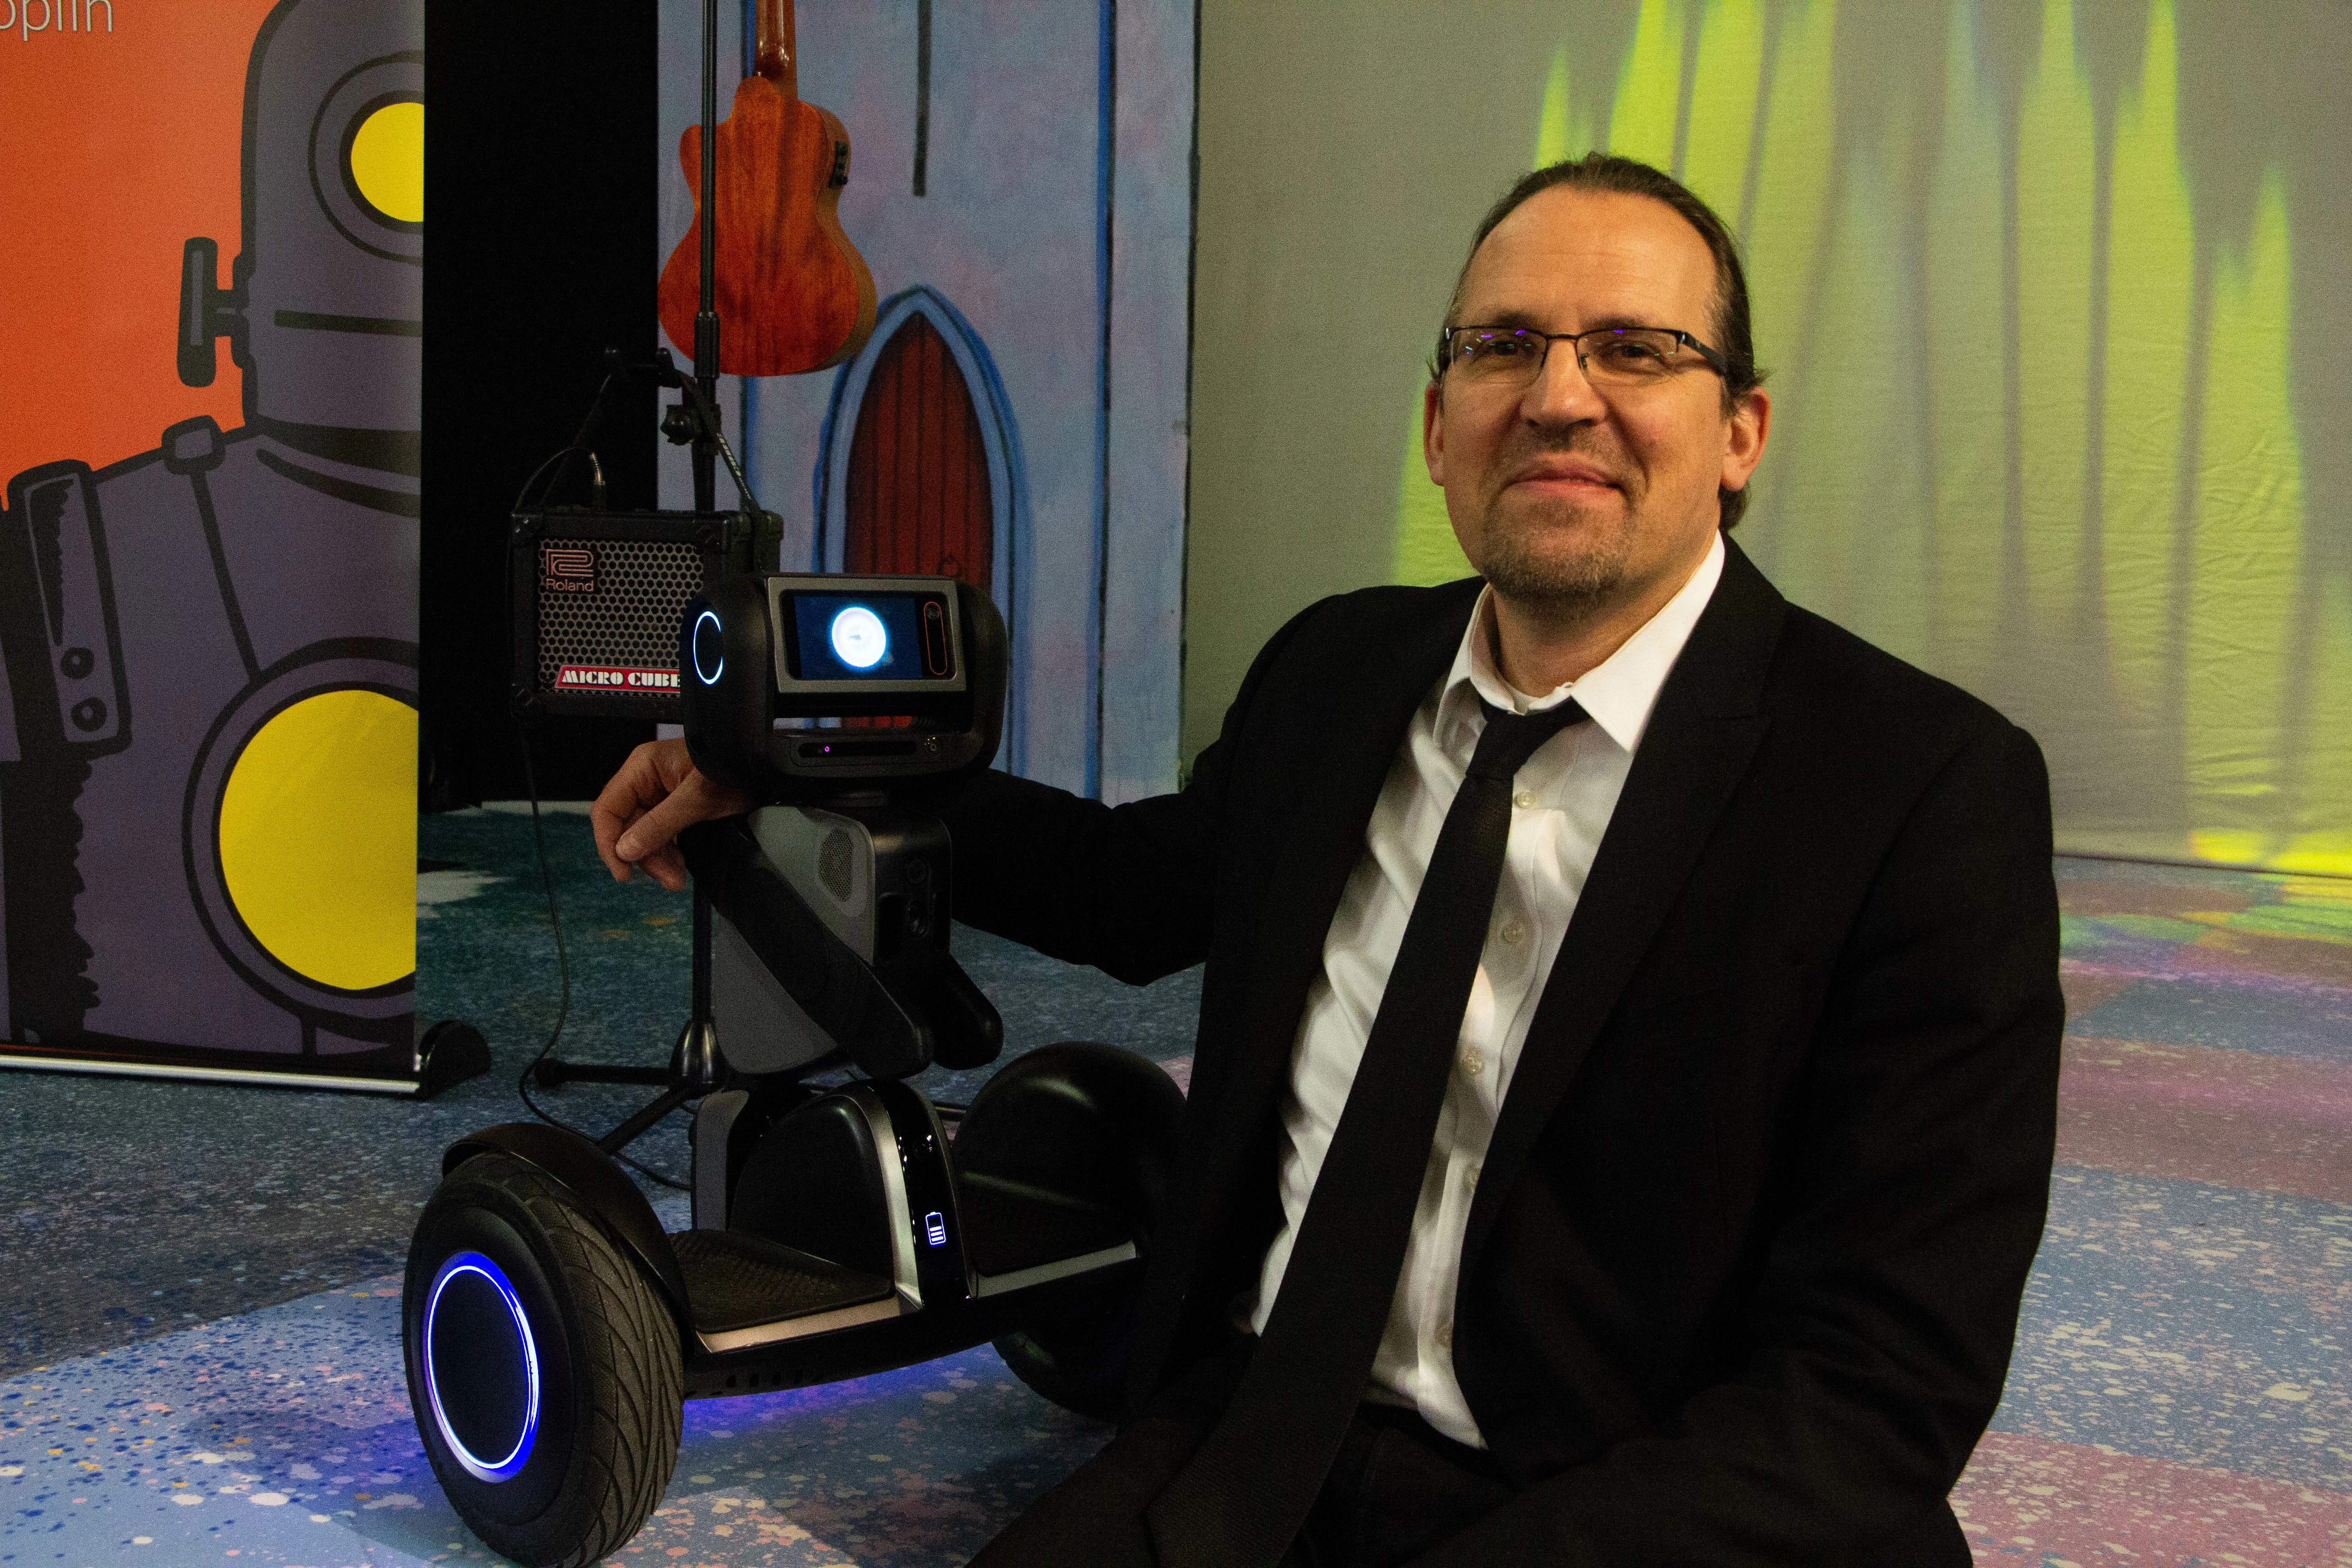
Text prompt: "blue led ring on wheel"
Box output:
[[421, 1250, 542, 1484]]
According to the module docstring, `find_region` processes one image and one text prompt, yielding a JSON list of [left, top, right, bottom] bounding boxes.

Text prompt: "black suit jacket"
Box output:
[[943, 540, 2063, 1565]]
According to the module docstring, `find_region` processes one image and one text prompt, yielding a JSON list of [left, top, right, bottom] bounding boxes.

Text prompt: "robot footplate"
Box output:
[[671, 1229, 896, 1349]]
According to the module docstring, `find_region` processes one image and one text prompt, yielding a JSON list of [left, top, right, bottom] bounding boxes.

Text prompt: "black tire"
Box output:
[[993, 1275, 1144, 1420], [960, 1042, 1185, 1420], [402, 1152, 683, 1568]]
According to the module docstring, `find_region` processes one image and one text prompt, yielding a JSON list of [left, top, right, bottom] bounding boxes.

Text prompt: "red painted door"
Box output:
[[841, 314, 994, 727], [845, 314, 994, 589]]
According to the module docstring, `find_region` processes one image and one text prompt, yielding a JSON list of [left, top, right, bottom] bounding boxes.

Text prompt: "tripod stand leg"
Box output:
[[532, 1059, 673, 1089], [596, 1078, 699, 1157]]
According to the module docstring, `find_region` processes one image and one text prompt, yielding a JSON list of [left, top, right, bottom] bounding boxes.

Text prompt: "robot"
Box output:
[[403, 574, 1185, 1565], [0, 0, 461, 1090]]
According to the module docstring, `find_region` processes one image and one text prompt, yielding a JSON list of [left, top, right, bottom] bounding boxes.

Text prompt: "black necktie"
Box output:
[[1147, 696, 1591, 1568]]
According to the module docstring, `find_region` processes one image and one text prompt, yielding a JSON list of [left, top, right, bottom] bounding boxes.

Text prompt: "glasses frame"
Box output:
[[1438, 323, 1731, 390]]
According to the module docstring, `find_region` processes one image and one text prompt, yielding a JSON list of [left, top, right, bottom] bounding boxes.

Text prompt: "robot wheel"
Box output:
[[402, 1152, 684, 1568]]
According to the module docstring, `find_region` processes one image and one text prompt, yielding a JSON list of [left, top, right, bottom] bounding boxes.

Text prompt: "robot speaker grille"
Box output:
[[818, 830, 855, 901]]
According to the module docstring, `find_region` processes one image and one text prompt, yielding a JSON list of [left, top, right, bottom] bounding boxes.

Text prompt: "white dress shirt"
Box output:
[[1240, 533, 1726, 1448]]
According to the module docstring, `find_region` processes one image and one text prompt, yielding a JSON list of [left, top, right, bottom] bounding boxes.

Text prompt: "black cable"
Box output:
[[510, 443, 587, 518], [501, 421, 710, 1193], [512, 722, 691, 1192], [671, 371, 764, 516], [710, 421, 761, 516]]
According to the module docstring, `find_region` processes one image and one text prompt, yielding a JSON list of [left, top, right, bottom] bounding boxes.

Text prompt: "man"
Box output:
[[594, 153, 2062, 1566]]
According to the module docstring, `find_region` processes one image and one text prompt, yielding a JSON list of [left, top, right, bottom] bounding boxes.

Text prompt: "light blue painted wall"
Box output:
[[656, 0, 1192, 802]]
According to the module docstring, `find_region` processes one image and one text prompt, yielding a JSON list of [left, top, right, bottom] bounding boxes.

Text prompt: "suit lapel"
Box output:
[[1131, 585, 1477, 1394], [1191, 584, 1478, 1240], [1464, 541, 1786, 1268]]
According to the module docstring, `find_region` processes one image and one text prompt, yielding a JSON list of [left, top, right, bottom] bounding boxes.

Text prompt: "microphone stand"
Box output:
[[691, 0, 721, 518], [680, 0, 724, 1126], [529, 0, 730, 1148]]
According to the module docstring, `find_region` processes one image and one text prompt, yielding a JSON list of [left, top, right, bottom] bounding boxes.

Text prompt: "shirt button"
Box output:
[[1513, 789, 1538, 809], [1460, 1049, 1484, 1077], [1436, 1321, 1454, 1348], [1500, 920, 1526, 945]]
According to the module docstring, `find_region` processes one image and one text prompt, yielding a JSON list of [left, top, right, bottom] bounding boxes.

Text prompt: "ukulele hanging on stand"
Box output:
[[658, 0, 878, 382]]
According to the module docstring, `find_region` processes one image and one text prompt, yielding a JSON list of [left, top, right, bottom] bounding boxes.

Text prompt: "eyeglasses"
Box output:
[[1438, 324, 1729, 392]]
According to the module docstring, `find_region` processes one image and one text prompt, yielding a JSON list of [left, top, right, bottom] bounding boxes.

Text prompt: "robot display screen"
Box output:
[[784, 591, 957, 682]]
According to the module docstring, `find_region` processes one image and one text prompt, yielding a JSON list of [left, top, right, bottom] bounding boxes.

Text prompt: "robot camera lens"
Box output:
[[830, 606, 888, 670]]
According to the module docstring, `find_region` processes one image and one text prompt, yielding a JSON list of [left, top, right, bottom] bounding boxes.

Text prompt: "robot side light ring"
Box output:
[[830, 605, 888, 670], [691, 609, 724, 685], [422, 1251, 541, 1485]]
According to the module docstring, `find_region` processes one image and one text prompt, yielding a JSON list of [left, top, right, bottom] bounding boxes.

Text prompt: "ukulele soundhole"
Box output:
[[829, 142, 849, 189]]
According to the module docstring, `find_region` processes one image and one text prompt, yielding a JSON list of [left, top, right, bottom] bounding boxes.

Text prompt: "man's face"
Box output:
[[1424, 187, 1768, 617]]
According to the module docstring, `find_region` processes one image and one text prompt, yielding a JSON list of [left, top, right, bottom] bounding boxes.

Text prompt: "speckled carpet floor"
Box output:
[[3, 822, 2347, 1566]]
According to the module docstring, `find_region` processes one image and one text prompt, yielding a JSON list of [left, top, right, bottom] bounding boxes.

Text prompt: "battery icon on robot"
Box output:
[[923, 1211, 947, 1248]]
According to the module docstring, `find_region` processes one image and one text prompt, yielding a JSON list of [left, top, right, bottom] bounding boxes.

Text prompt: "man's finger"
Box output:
[[615, 769, 746, 867], [637, 842, 690, 892], [590, 742, 670, 882], [613, 787, 690, 865], [592, 792, 642, 881]]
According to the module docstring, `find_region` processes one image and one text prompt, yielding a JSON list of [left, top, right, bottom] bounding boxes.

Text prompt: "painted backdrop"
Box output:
[[656, 0, 1193, 804], [1380, 0, 2350, 876]]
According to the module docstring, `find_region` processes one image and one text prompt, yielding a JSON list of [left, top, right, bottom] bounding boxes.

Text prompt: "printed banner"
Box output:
[[0, 0, 425, 1088]]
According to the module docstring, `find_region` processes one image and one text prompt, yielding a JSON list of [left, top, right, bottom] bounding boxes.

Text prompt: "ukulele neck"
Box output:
[[754, 0, 799, 97]]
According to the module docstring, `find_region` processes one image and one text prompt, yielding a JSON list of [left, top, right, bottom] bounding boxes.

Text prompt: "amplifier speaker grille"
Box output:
[[512, 507, 770, 720], [533, 535, 703, 698]]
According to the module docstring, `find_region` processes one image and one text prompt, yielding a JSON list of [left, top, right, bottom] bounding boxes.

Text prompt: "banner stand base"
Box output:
[[416, 1018, 493, 1098], [0, 1018, 492, 1100]]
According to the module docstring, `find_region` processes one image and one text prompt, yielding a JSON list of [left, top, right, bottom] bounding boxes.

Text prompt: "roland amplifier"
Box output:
[[509, 506, 780, 720]]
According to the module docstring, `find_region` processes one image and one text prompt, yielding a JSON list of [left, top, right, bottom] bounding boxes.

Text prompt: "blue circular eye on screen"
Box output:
[[830, 605, 889, 670]]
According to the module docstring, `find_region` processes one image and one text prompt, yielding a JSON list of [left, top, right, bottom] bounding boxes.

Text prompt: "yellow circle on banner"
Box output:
[[219, 688, 416, 992], [348, 100, 424, 224]]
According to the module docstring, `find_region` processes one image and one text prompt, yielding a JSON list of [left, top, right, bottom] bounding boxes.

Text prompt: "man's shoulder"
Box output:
[[1687, 542, 2026, 752], [1216, 577, 1482, 739], [1769, 599, 2029, 754], [1289, 577, 1485, 642], [1239, 577, 1482, 688]]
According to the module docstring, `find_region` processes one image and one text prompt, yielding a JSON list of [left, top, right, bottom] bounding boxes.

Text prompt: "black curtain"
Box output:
[[421, 0, 661, 806]]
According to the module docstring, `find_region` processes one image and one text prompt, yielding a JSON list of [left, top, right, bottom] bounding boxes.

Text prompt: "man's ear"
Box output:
[[1720, 386, 1770, 493], [1423, 379, 1446, 485]]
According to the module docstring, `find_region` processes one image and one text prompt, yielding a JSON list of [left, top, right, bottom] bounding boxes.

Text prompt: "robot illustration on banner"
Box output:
[[0, 0, 429, 1085]]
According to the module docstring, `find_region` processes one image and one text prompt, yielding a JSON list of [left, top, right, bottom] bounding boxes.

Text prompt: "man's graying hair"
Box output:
[[1433, 152, 1766, 530]]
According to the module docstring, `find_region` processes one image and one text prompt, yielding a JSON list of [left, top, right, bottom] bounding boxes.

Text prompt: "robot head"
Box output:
[[181, 0, 421, 480]]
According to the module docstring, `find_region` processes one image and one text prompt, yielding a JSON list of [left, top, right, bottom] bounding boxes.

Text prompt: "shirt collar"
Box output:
[[1436, 530, 1725, 756]]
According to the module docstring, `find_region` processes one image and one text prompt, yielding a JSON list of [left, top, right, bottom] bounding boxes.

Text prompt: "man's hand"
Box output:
[[590, 738, 753, 891]]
